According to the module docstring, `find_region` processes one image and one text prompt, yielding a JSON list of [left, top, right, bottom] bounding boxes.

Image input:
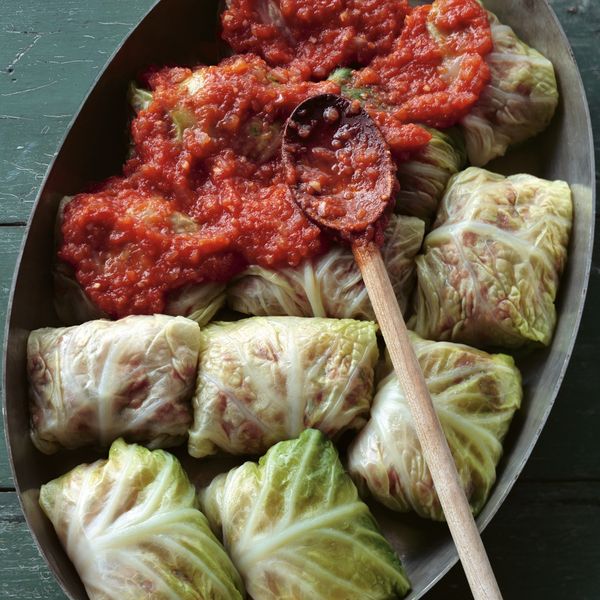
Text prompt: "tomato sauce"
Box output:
[[59, 185, 244, 315], [349, 0, 492, 129], [59, 0, 492, 318], [61, 56, 336, 317], [221, 0, 411, 79]]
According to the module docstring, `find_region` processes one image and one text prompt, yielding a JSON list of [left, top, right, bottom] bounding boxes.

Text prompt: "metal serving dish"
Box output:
[[3, 0, 595, 598]]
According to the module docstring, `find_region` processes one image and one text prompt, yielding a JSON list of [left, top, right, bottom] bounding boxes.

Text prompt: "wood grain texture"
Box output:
[[0, 228, 26, 489], [0, 0, 155, 222], [0, 0, 598, 598], [0, 493, 62, 599], [427, 481, 600, 600]]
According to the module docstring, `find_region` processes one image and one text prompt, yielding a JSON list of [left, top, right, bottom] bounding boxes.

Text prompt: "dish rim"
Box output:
[[2, 0, 595, 598]]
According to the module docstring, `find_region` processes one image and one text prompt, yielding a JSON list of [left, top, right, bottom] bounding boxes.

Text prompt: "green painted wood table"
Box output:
[[1, 1, 598, 598]]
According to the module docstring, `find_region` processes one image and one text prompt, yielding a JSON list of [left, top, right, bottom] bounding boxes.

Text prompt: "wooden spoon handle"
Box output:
[[353, 241, 502, 600]]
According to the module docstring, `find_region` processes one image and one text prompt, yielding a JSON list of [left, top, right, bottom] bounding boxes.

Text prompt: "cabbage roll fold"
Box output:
[[460, 11, 559, 166], [395, 128, 467, 223], [188, 317, 378, 457], [29, 315, 201, 453], [200, 429, 411, 599], [228, 215, 424, 319], [348, 335, 522, 520], [40, 439, 245, 600], [165, 282, 227, 326], [413, 167, 572, 348]]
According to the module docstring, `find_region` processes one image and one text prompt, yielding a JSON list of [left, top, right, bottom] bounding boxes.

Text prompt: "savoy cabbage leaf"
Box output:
[[201, 429, 411, 599]]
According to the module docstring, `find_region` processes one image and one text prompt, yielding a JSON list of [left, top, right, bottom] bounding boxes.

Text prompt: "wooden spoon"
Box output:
[[282, 93, 503, 600]]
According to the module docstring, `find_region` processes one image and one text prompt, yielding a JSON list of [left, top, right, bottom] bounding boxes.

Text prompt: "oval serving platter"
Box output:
[[3, 0, 595, 598]]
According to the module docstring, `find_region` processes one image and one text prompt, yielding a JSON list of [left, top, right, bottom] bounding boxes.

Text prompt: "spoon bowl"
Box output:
[[282, 94, 396, 237]]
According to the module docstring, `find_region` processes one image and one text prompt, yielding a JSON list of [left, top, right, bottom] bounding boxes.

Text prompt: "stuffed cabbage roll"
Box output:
[[460, 11, 559, 166], [395, 128, 467, 223], [188, 317, 378, 458], [40, 439, 245, 600], [54, 196, 226, 326], [228, 215, 424, 319], [348, 334, 522, 521], [28, 315, 201, 454], [200, 429, 411, 599], [55, 264, 225, 327], [412, 167, 572, 348]]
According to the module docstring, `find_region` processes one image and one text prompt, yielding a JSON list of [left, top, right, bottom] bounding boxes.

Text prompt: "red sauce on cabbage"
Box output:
[[59, 0, 491, 318], [221, 0, 411, 79]]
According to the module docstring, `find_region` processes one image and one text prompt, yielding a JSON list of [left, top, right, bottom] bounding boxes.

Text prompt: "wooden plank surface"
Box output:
[[0, 228, 26, 489], [428, 482, 600, 600], [1, 0, 155, 222], [0, 0, 598, 598], [0, 493, 60, 599]]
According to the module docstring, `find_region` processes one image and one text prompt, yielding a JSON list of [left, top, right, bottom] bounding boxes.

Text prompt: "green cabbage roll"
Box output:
[[40, 439, 245, 600], [460, 11, 559, 166], [55, 264, 225, 326], [54, 197, 226, 326], [348, 334, 522, 521], [28, 315, 201, 454], [188, 317, 378, 458], [412, 167, 572, 348], [395, 128, 467, 223], [228, 215, 424, 319], [200, 429, 411, 599]]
